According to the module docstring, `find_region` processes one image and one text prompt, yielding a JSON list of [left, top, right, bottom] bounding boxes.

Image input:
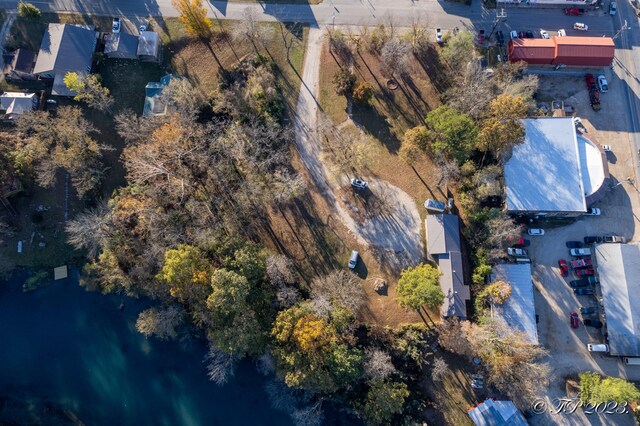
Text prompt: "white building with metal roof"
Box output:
[[504, 118, 608, 216], [490, 263, 539, 345], [594, 243, 640, 357]]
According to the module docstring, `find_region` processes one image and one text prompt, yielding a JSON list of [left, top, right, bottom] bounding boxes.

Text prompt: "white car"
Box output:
[[350, 178, 368, 190], [597, 75, 608, 92], [528, 228, 545, 236], [610, 1, 617, 15], [139, 20, 149, 32], [573, 117, 587, 133], [601, 144, 612, 152], [540, 30, 550, 39], [510, 30, 519, 40], [435, 28, 443, 44], [585, 207, 601, 216], [507, 247, 528, 257], [558, 29, 567, 37], [573, 23, 588, 31], [348, 250, 359, 270], [112, 18, 121, 33]]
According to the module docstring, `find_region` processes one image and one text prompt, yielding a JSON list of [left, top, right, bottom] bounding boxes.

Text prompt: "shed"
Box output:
[[3, 48, 37, 80], [143, 74, 173, 116], [508, 39, 554, 65], [468, 399, 528, 426], [0, 92, 38, 118], [137, 31, 161, 62], [553, 37, 615, 66], [105, 32, 139, 59]]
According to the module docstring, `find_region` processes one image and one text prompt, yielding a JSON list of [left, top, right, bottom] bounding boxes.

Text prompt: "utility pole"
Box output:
[[613, 20, 629, 40], [488, 8, 507, 40]]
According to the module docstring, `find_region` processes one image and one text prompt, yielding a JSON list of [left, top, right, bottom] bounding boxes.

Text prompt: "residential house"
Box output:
[[105, 32, 139, 59]]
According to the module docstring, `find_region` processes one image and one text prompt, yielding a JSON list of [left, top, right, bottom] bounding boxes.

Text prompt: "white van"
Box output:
[[587, 343, 609, 352], [348, 250, 359, 270], [624, 357, 640, 365]]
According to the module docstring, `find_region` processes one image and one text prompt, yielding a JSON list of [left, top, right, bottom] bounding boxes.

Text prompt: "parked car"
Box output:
[[348, 250, 359, 269], [558, 259, 569, 277], [571, 248, 592, 257], [610, 1, 617, 15], [580, 306, 596, 315], [525, 31, 534, 38], [435, 28, 443, 43], [586, 74, 597, 90], [584, 319, 604, 328], [574, 288, 595, 295], [575, 268, 595, 277], [603, 235, 626, 243], [570, 279, 589, 288], [510, 30, 519, 39], [585, 207, 601, 216], [540, 29, 550, 39], [584, 236, 603, 244], [573, 117, 587, 133], [566, 241, 583, 248], [112, 17, 121, 33], [477, 30, 485, 43], [564, 6, 585, 15], [508, 237, 530, 247], [496, 30, 504, 45], [573, 22, 588, 31], [139, 20, 149, 32], [598, 75, 608, 93], [518, 31, 526, 38], [558, 29, 567, 36], [570, 312, 580, 328], [601, 145, 612, 152], [528, 228, 544, 236], [350, 178, 368, 190], [570, 257, 592, 268], [471, 374, 484, 389], [507, 247, 528, 257]]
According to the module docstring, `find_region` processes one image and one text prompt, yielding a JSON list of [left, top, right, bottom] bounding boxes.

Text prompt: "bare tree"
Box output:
[[364, 348, 397, 380], [161, 77, 207, 118], [380, 39, 411, 78], [291, 400, 324, 426], [267, 254, 297, 287], [65, 203, 111, 258], [310, 270, 365, 313], [233, 7, 273, 50], [135, 305, 185, 340], [204, 345, 237, 385], [431, 357, 449, 382], [256, 352, 276, 376], [484, 212, 523, 249], [265, 380, 297, 412], [114, 110, 166, 145]]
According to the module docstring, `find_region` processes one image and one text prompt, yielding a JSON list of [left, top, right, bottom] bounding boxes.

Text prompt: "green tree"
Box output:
[[440, 30, 475, 71], [399, 125, 430, 165], [172, 0, 212, 38], [477, 94, 528, 159], [361, 379, 409, 425], [424, 106, 478, 164], [158, 245, 211, 304], [396, 263, 444, 310], [63, 72, 113, 111], [18, 1, 40, 19], [332, 69, 356, 97], [580, 372, 640, 404]]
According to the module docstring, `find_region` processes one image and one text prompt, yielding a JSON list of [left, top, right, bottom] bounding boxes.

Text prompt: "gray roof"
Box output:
[[594, 243, 640, 357], [33, 24, 96, 75], [425, 214, 470, 318], [137, 31, 160, 57], [468, 399, 528, 426], [105, 32, 139, 59], [491, 264, 538, 345], [505, 118, 587, 214]]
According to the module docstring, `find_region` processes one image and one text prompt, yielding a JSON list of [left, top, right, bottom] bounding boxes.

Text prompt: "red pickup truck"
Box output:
[[565, 7, 585, 15]]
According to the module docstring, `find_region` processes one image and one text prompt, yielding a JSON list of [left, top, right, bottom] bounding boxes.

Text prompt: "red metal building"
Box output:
[[508, 36, 614, 67]]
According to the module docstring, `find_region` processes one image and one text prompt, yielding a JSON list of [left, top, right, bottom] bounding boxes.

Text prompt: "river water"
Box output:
[[0, 269, 291, 425]]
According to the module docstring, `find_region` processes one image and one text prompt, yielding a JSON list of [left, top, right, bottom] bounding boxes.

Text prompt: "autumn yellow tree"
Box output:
[[172, 0, 212, 38], [477, 94, 528, 160]]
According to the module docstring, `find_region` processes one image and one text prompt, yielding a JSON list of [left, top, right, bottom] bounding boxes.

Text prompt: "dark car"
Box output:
[[584, 319, 603, 328], [570, 312, 580, 328], [580, 307, 596, 315], [518, 31, 526, 38], [558, 259, 569, 277], [525, 31, 534, 38], [574, 288, 595, 296], [496, 30, 504, 45], [566, 241, 584, 248], [570, 279, 589, 288], [584, 236, 603, 244], [477, 30, 485, 43]]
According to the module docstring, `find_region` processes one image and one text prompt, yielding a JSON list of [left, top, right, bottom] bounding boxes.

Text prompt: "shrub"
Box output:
[[18, 2, 41, 19], [332, 69, 356, 97], [352, 82, 374, 104]]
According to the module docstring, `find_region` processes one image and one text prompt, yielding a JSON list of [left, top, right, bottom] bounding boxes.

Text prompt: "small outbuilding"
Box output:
[[137, 31, 161, 62], [143, 74, 173, 116], [0, 92, 38, 119], [105, 32, 139, 59], [468, 399, 528, 426]]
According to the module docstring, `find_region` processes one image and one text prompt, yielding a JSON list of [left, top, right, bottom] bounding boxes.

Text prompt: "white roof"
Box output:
[[468, 399, 528, 426], [577, 134, 606, 197], [137, 31, 160, 57], [505, 118, 587, 213], [491, 264, 538, 345], [594, 243, 640, 357]]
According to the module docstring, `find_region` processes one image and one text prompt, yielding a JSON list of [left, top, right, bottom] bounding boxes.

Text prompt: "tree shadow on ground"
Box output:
[[351, 102, 401, 153]]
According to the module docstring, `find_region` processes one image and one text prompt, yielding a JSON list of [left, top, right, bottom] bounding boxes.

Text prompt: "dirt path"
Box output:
[[293, 27, 423, 272]]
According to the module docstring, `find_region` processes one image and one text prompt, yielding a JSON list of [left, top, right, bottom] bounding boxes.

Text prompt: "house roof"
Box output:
[[137, 31, 160, 57], [33, 24, 96, 75], [490, 264, 538, 345], [143, 74, 174, 116], [468, 399, 528, 426], [425, 214, 470, 318], [594, 243, 640, 357], [0, 92, 37, 115], [105, 32, 139, 58], [505, 118, 587, 213]]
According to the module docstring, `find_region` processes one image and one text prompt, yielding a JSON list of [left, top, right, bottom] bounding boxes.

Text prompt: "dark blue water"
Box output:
[[0, 269, 291, 425]]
